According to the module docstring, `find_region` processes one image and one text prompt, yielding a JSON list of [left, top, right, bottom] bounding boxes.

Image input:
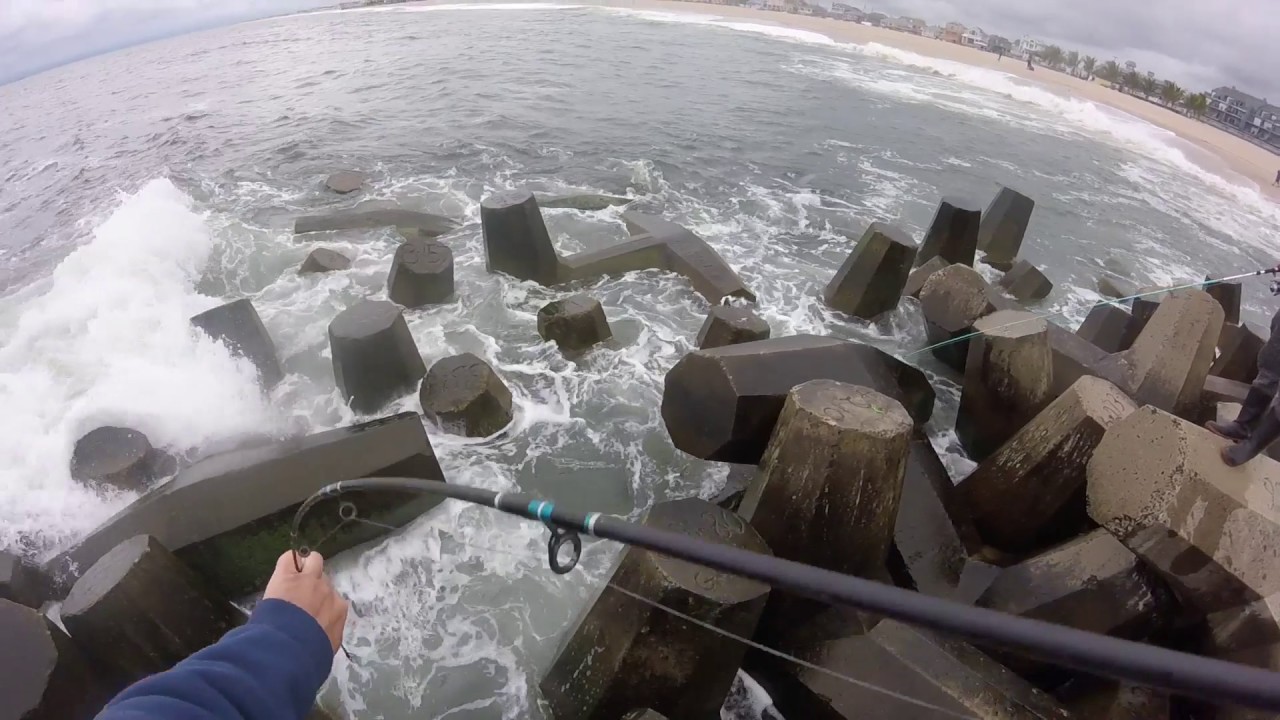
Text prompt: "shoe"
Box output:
[[1222, 411, 1280, 467], [1208, 385, 1275, 441], [1207, 420, 1250, 441]]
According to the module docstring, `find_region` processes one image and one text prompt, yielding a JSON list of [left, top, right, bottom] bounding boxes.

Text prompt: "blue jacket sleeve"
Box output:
[[95, 599, 334, 720]]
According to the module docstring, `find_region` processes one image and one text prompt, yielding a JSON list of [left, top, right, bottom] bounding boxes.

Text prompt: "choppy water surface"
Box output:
[[3, 4, 1279, 718]]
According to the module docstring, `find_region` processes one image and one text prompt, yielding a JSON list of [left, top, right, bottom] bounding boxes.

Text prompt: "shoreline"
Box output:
[[583, 0, 1280, 202]]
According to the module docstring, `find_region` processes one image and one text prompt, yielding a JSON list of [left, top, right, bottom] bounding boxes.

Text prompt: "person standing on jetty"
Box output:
[[1208, 286, 1280, 466], [94, 551, 348, 720]]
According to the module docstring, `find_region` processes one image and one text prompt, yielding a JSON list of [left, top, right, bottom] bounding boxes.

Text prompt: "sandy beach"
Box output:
[[590, 0, 1280, 201]]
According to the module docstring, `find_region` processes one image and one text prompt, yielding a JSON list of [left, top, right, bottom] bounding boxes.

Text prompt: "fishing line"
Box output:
[[292, 478, 1280, 714], [324, 511, 980, 720], [903, 267, 1277, 361]]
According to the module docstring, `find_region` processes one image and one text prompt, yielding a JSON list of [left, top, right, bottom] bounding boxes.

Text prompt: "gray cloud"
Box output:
[[862, 0, 1280, 100], [0, 0, 331, 84]]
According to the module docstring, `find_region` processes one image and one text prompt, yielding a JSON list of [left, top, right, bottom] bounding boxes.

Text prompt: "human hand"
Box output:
[[263, 550, 349, 654]]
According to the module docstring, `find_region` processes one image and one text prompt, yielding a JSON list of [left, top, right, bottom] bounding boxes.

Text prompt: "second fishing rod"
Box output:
[[292, 477, 1280, 715]]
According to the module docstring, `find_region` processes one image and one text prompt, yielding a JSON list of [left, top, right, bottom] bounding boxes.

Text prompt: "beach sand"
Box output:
[[590, 0, 1280, 201]]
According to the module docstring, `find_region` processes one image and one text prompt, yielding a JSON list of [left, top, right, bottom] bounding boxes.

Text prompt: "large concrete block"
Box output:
[[741, 381, 911, 577], [976, 187, 1034, 272], [1205, 275, 1243, 326], [560, 213, 756, 304], [62, 535, 243, 689], [1047, 323, 1111, 398], [661, 335, 935, 463], [1076, 304, 1139, 354], [904, 256, 948, 299], [917, 196, 982, 267], [294, 207, 457, 236], [1, 599, 106, 720], [918, 264, 1004, 372], [191, 298, 284, 389], [957, 310, 1054, 461], [893, 431, 981, 597], [1096, 274, 1137, 300], [325, 170, 365, 194], [480, 189, 564, 285], [975, 529, 1169, 674], [419, 353, 513, 437], [959, 376, 1137, 552], [299, 247, 351, 274], [387, 238, 454, 307], [540, 499, 770, 720], [697, 305, 770, 350], [1088, 406, 1280, 618], [752, 619, 1071, 720], [47, 413, 445, 597], [822, 222, 917, 319], [0, 551, 53, 609], [999, 259, 1053, 302], [1211, 322, 1263, 384], [328, 300, 426, 413], [69, 426, 163, 492], [538, 294, 613, 353], [1098, 289, 1224, 419]]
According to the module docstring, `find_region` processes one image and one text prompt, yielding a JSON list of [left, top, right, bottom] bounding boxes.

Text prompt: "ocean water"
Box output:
[[2, 4, 1279, 718]]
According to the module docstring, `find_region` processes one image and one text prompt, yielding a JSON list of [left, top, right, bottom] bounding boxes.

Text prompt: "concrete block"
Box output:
[[325, 171, 364, 194], [1211, 322, 1263, 384], [480, 189, 564, 285], [294, 207, 457, 237], [299, 247, 351, 274], [918, 264, 1004, 372], [48, 413, 446, 597], [822, 222, 917, 319], [69, 426, 163, 493], [535, 193, 632, 210], [419, 353, 513, 437], [541, 499, 769, 720], [959, 376, 1136, 552], [1, 599, 106, 719], [999, 259, 1053, 302], [697, 305, 770, 350], [904, 256, 948, 299], [1205, 275, 1242, 326], [661, 335, 934, 463], [387, 238, 453, 307], [917, 196, 982, 267], [977, 187, 1034, 271], [0, 551, 54, 609], [328, 300, 426, 413], [956, 310, 1054, 461], [1076, 304, 1139, 354], [538, 294, 612, 353], [191, 298, 283, 389]]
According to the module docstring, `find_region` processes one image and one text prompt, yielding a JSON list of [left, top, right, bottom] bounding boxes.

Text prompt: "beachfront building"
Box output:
[[1208, 86, 1267, 130], [941, 22, 967, 44], [1249, 106, 1280, 146], [865, 12, 888, 26], [961, 28, 989, 50], [887, 16, 926, 34], [831, 3, 865, 21], [922, 25, 943, 39], [987, 35, 1011, 54], [1012, 37, 1045, 60]]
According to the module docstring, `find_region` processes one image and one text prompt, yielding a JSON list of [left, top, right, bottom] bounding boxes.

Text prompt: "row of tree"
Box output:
[[1031, 45, 1210, 119]]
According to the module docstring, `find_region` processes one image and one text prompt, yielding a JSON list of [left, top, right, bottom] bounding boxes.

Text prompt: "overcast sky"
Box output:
[[0, 0, 330, 84], [2, 0, 1278, 99], [861, 0, 1280, 99]]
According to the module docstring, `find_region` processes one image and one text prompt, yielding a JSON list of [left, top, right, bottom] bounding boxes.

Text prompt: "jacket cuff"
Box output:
[[250, 598, 335, 690]]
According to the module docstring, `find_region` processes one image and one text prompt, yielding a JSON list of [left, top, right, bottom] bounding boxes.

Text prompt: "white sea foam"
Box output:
[[0, 179, 281, 558]]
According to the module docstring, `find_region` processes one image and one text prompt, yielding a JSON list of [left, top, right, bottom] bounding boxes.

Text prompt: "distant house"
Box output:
[[831, 3, 865, 21], [887, 16, 926, 33], [987, 35, 1011, 54], [961, 27, 988, 49], [921, 25, 943, 39], [941, 22, 967, 44], [1250, 105, 1280, 148], [864, 11, 887, 26], [1124, 60, 1138, 73], [761, 0, 786, 10], [1013, 37, 1044, 60], [1208, 86, 1268, 130]]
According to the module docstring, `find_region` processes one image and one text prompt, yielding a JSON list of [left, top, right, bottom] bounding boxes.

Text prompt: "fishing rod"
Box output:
[[293, 477, 1280, 714], [904, 265, 1280, 360]]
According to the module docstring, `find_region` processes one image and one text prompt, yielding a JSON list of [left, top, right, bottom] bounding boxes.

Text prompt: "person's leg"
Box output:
[[1222, 394, 1280, 466], [1207, 367, 1277, 440]]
